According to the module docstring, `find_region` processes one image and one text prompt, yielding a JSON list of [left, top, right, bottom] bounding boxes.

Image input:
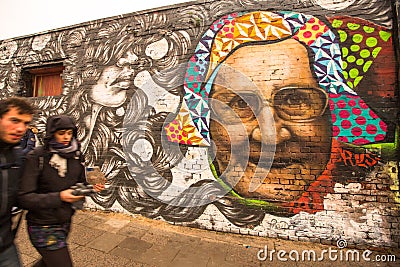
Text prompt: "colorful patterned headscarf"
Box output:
[[165, 11, 387, 146]]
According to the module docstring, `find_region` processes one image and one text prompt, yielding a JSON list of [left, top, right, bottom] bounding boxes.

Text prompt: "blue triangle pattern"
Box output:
[[186, 96, 201, 110], [276, 11, 309, 33], [200, 103, 209, 117]]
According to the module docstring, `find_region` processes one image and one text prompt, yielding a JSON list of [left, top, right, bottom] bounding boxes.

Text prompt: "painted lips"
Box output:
[[109, 74, 132, 90], [110, 80, 131, 90], [248, 156, 296, 169]]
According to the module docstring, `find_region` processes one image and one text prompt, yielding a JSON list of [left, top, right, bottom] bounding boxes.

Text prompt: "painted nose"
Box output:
[[121, 67, 135, 78], [251, 106, 291, 144]]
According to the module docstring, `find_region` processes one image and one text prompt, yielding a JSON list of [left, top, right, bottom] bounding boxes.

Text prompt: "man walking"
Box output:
[[0, 97, 35, 267]]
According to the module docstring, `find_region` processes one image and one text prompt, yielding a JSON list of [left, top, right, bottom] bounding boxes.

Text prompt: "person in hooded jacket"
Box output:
[[19, 126, 38, 155], [18, 115, 104, 267]]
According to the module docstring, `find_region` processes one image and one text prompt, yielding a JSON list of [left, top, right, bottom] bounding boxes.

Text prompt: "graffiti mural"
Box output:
[[0, 0, 398, 248]]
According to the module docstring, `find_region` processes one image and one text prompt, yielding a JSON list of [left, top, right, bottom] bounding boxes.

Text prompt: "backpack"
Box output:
[[0, 146, 25, 236], [0, 146, 24, 170]]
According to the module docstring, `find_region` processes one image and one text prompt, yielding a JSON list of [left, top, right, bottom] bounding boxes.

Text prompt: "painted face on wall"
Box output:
[[91, 51, 138, 107], [209, 39, 332, 204]]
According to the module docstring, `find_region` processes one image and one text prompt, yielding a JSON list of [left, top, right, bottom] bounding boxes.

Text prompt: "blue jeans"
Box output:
[[0, 244, 22, 267]]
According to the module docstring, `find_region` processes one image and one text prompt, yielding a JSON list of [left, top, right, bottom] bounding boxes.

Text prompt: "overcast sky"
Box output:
[[0, 0, 194, 40]]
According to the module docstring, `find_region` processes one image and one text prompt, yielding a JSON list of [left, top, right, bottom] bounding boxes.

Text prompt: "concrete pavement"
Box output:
[[14, 209, 399, 267]]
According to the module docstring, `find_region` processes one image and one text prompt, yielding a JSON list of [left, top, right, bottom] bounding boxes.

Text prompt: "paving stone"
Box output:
[[168, 243, 210, 267], [135, 241, 181, 266], [117, 224, 148, 238], [87, 232, 126, 252], [109, 247, 141, 261], [69, 223, 105, 246], [118, 236, 153, 251], [125, 220, 152, 231], [72, 245, 144, 267], [224, 243, 262, 265], [166, 232, 201, 245], [72, 211, 89, 224], [78, 214, 108, 229], [104, 218, 130, 230], [141, 232, 173, 246]]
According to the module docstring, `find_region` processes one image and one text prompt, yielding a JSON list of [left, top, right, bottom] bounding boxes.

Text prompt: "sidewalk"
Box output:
[[15, 209, 399, 267]]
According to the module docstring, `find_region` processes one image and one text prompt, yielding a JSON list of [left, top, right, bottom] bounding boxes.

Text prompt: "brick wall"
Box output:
[[0, 0, 399, 249]]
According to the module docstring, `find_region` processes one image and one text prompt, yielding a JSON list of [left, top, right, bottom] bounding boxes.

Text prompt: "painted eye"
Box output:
[[284, 91, 310, 106], [232, 98, 249, 109], [117, 58, 128, 67], [210, 91, 261, 123], [229, 94, 259, 119], [274, 88, 327, 120]]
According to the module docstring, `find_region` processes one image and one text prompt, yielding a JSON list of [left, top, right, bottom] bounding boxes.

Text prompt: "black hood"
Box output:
[[45, 115, 78, 141]]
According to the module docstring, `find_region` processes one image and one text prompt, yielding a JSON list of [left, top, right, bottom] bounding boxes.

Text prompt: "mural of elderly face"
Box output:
[[165, 10, 387, 214], [209, 39, 332, 203]]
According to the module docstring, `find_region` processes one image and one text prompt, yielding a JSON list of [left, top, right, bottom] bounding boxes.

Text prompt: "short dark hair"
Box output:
[[0, 97, 35, 118]]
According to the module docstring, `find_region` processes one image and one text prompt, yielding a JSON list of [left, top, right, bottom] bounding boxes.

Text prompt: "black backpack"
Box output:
[[0, 146, 24, 170], [0, 146, 25, 236]]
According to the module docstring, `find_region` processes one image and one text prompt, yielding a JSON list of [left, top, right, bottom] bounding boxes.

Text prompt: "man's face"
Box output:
[[209, 39, 332, 203], [0, 107, 33, 144]]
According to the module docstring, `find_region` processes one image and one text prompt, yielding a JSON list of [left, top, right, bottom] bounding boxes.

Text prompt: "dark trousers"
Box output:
[[33, 247, 72, 267]]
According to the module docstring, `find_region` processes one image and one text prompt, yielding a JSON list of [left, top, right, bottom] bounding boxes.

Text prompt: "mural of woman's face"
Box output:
[[91, 51, 137, 107], [210, 39, 332, 203]]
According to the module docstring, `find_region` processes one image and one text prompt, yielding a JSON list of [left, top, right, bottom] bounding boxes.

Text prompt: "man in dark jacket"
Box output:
[[20, 127, 37, 155], [0, 97, 34, 267]]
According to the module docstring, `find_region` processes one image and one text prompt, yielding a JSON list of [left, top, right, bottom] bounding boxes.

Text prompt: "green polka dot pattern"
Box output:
[[332, 19, 391, 89]]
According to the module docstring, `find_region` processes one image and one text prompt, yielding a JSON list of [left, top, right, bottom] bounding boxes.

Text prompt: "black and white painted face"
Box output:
[[91, 51, 138, 107]]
